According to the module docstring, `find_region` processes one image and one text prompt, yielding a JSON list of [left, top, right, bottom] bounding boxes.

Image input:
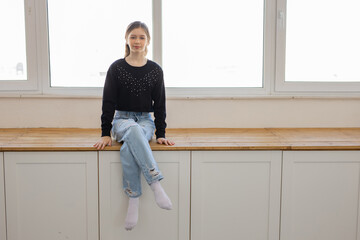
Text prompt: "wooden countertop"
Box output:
[[0, 128, 360, 151]]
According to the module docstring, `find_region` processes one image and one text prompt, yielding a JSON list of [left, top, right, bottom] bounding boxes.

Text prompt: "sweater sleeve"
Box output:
[[152, 68, 167, 139], [101, 65, 117, 137]]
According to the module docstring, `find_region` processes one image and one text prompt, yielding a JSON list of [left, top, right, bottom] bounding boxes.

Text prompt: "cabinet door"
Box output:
[[0, 153, 5, 240], [4, 152, 98, 240], [99, 151, 190, 240], [191, 151, 282, 240], [281, 151, 360, 240]]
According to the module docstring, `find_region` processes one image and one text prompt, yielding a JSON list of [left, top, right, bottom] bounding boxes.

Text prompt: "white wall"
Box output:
[[1, 97, 359, 129]]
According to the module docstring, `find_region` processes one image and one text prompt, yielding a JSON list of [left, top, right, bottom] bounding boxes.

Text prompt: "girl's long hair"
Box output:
[[124, 21, 151, 58]]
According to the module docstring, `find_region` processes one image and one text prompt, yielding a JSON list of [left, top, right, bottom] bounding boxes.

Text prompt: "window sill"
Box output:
[[1, 92, 360, 100]]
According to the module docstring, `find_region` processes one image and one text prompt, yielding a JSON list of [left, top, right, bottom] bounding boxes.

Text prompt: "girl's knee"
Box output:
[[126, 124, 144, 139], [139, 124, 155, 141]]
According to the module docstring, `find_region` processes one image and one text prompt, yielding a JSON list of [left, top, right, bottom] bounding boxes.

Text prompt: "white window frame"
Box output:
[[156, 0, 275, 98], [0, 0, 359, 97], [38, 0, 103, 96], [274, 0, 360, 94]]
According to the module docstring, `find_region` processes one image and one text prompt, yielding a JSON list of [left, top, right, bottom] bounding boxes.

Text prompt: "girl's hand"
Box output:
[[93, 136, 112, 150], [156, 138, 175, 146]]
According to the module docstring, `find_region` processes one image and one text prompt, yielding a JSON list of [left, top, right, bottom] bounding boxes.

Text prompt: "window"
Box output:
[[0, 0, 38, 91], [275, 0, 360, 92], [162, 0, 264, 88], [0, 0, 359, 95], [47, 0, 152, 88], [0, 0, 27, 81]]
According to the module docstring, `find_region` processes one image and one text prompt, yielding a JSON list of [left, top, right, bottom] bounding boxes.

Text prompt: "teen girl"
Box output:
[[94, 21, 175, 231]]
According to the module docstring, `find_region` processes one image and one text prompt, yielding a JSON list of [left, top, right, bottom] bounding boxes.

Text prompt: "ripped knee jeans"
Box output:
[[111, 111, 164, 198]]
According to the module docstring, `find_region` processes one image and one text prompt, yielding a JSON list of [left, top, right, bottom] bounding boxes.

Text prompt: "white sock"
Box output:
[[150, 181, 172, 210], [125, 197, 139, 231]]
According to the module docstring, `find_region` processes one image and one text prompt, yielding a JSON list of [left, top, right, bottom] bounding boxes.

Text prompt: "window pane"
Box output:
[[0, 0, 27, 81], [48, 0, 152, 87], [285, 0, 360, 82], [162, 0, 264, 88]]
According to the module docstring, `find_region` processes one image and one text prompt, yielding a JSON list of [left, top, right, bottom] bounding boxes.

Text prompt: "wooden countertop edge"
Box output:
[[1, 128, 360, 151], [2, 145, 360, 151]]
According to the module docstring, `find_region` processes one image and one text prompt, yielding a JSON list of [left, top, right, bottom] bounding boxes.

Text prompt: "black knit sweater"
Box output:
[[101, 58, 167, 139]]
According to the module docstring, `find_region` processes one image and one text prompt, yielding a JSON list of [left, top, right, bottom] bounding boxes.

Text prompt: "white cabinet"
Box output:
[[0, 153, 5, 240], [3, 149, 360, 240], [191, 151, 282, 240], [99, 151, 190, 240], [4, 152, 98, 240], [281, 151, 360, 240]]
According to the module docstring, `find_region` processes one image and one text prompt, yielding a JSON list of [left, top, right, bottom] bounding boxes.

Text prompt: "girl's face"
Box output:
[[126, 27, 149, 54]]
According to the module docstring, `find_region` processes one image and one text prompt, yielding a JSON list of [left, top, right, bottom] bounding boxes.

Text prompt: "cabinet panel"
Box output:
[[0, 153, 5, 240], [4, 152, 98, 240], [281, 151, 360, 240], [99, 151, 190, 240], [191, 151, 282, 240]]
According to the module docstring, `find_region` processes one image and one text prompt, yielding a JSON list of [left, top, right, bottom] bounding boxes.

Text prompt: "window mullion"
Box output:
[[24, 0, 39, 91], [274, 0, 287, 93], [152, 0, 162, 67], [37, 0, 52, 94], [264, 0, 277, 95]]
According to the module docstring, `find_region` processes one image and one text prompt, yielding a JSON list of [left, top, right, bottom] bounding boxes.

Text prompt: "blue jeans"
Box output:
[[111, 111, 164, 198]]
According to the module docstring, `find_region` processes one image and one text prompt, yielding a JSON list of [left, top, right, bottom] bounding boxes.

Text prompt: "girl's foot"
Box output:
[[125, 197, 139, 231], [150, 181, 172, 210]]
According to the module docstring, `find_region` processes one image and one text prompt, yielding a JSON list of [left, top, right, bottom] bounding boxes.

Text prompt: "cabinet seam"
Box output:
[[189, 151, 192, 240], [2, 153, 8, 240], [278, 151, 284, 240]]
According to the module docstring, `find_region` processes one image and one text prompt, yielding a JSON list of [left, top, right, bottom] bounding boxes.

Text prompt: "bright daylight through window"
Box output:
[[47, 0, 152, 87], [0, 0, 27, 81], [2, 0, 359, 93], [162, 0, 264, 87], [285, 0, 360, 82]]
